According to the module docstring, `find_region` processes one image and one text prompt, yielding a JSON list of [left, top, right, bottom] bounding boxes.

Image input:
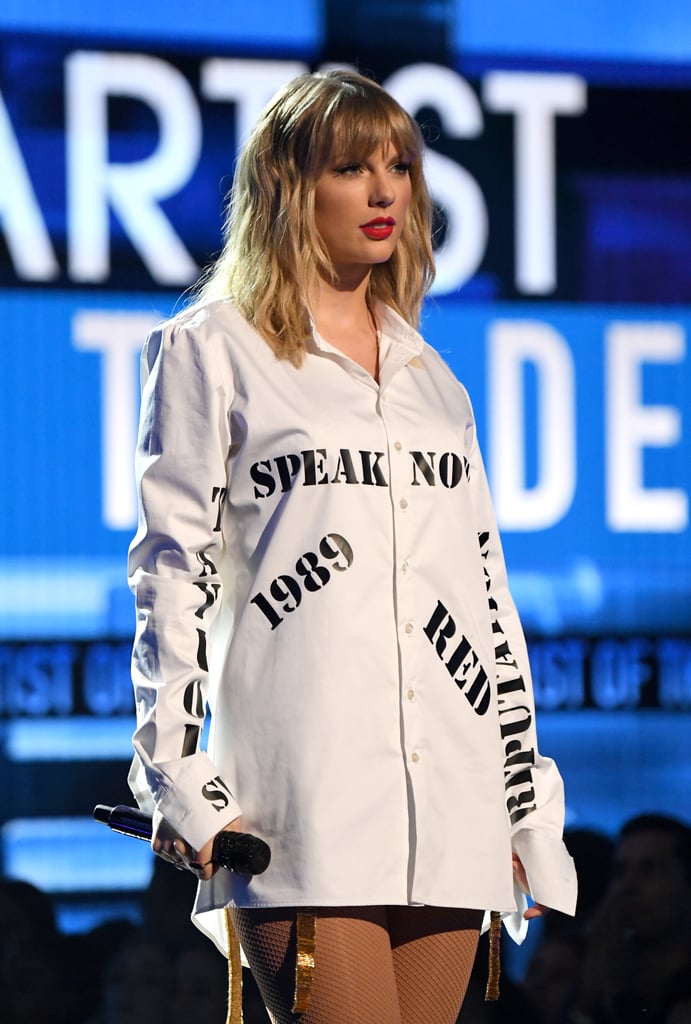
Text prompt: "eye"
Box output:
[[392, 160, 412, 175], [333, 163, 362, 176]]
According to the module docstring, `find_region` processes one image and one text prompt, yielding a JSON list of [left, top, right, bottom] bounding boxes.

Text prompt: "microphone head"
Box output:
[[213, 831, 271, 875]]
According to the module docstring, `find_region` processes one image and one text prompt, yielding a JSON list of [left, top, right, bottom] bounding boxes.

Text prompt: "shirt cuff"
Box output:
[[512, 829, 578, 917], [150, 753, 242, 852]]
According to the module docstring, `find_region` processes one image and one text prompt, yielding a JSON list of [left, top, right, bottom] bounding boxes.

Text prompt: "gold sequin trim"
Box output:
[[224, 907, 244, 1024], [292, 910, 316, 1014], [484, 910, 502, 1001]]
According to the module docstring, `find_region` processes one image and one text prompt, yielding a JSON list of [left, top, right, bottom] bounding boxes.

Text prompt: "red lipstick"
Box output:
[[360, 217, 395, 240]]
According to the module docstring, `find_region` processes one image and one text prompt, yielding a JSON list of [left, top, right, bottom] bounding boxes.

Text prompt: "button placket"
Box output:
[[379, 395, 424, 781]]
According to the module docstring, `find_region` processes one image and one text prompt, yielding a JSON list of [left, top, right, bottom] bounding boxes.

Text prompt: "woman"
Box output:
[[128, 69, 577, 1024]]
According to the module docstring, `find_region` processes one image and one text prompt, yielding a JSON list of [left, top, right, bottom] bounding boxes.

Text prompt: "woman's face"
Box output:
[[313, 141, 413, 277]]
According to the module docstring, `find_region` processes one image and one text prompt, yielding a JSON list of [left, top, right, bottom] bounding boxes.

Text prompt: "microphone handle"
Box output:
[[93, 803, 271, 875], [94, 803, 152, 840]]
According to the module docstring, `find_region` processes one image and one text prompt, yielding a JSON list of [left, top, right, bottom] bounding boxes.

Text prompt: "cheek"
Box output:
[[313, 185, 333, 222], [399, 181, 413, 215], [314, 190, 348, 233], [313, 196, 328, 232]]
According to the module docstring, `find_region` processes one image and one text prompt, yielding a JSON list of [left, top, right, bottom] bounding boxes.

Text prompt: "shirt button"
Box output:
[[404, 623, 414, 635], [394, 441, 402, 452], [407, 688, 415, 701], [401, 561, 409, 574], [411, 751, 420, 763], [399, 498, 408, 510]]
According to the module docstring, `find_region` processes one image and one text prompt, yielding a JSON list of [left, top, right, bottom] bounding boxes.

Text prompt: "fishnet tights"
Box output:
[[230, 905, 482, 1024]]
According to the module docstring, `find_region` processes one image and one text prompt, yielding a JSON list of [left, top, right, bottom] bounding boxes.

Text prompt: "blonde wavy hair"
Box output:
[[196, 69, 435, 366]]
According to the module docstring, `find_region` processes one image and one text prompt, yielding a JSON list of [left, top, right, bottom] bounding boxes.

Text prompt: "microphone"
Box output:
[[93, 803, 271, 876]]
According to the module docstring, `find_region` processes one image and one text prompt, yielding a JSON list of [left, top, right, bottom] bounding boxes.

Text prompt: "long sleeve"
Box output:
[[127, 318, 241, 852], [466, 413, 578, 919]]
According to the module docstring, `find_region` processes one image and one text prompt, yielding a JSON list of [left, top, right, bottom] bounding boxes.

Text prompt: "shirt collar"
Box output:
[[307, 302, 425, 388], [376, 304, 425, 358]]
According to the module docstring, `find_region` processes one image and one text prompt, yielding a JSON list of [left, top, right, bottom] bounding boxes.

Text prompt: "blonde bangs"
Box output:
[[304, 86, 424, 178]]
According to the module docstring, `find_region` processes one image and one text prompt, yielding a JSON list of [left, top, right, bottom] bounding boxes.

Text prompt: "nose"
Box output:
[[369, 171, 395, 208]]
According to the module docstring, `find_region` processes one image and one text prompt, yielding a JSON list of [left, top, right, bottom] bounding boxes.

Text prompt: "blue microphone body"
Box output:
[[93, 803, 271, 875]]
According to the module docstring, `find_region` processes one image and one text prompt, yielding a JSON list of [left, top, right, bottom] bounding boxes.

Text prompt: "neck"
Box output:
[[308, 270, 380, 379], [308, 268, 372, 331]]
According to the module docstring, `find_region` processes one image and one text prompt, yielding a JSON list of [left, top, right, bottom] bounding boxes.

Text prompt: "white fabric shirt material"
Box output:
[[128, 299, 577, 954]]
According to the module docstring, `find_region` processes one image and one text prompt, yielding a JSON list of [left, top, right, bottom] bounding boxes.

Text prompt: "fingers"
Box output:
[[512, 852, 529, 893], [512, 852, 551, 919], [151, 815, 244, 880], [156, 833, 217, 879], [155, 836, 192, 871], [187, 834, 218, 881], [524, 903, 550, 920], [152, 820, 203, 875], [189, 858, 216, 882]]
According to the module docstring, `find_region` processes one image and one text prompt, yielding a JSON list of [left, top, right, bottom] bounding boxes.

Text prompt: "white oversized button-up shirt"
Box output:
[[128, 298, 577, 952]]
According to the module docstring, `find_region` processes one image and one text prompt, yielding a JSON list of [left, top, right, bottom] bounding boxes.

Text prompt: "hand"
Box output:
[[152, 815, 244, 881], [512, 852, 550, 920]]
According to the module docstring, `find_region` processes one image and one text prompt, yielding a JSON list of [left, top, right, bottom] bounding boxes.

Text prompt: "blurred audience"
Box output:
[[2, 812, 689, 1024], [0, 879, 81, 1024], [0, 860, 269, 1023], [0, 878, 57, 953], [521, 931, 585, 1024], [570, 814, 691, 1024], [86, 931, 171, 1024]]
